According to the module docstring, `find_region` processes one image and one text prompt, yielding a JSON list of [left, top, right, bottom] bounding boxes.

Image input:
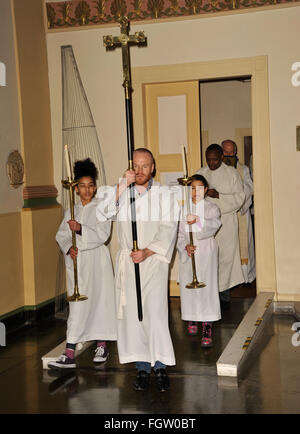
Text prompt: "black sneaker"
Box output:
[[133, 370, 150, 391], [47, 353, 76, 370], [154, 368, 170, 392]]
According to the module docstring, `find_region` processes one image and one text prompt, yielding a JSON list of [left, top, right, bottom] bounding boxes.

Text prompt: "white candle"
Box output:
[[181, 144, 188, 177], [64, 144, 72, 179]]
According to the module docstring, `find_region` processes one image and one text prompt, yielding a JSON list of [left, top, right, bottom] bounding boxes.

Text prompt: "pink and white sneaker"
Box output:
[[93, 345, 109, 363]]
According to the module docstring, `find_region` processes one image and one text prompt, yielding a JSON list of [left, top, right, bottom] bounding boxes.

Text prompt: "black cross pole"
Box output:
[[103, 17, 147, 321]]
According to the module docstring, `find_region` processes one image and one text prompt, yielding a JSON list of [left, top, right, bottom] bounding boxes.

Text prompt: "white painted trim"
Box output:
[[216, 292, 274, 377]]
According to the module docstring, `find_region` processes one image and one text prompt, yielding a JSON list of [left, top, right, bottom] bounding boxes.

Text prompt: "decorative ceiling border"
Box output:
[[46, 0, 299, 30]]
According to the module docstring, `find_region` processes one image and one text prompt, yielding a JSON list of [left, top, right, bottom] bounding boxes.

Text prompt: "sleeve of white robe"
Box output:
[[177, 202, 221, 264], [56, 211, 72, 255], [147, 189, 180, 264], [55, 211, 74, 269], [239, 165, 253, 216], [194, 202, 222, 241], [80, 220, 112, 251], [213, 168, 245, 215]]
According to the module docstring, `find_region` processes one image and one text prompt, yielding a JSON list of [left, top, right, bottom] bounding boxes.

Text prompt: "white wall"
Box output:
[[46, 6, 300, 299], [0, 0, 22, 213]]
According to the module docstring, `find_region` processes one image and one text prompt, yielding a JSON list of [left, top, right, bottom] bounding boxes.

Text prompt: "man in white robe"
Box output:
[[96, 149, 179, 392], [222, 139, 256, 283], [196, 144, 245, 305]]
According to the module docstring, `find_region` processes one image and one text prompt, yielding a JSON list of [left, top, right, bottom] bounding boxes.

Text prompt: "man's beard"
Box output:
[[223, 155, 238, 168], [135, 174, 151, 185]]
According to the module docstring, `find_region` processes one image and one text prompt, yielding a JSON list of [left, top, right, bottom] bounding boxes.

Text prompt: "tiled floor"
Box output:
[[0, 297, 300, 414]]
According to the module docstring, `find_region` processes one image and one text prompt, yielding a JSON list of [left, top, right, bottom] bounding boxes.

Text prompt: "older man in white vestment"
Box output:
[[96, 148, 179, 392], [222, 139, 256, 284], [196, 144, 245, 306]]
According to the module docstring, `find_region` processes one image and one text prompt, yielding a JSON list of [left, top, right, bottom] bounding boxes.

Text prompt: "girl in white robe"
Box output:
[[48, 159, 117, 370], [177, 175, 221, 347]]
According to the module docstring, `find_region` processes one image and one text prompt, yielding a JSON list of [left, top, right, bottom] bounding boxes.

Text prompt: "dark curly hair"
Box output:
[[73, 158, 98, 184]]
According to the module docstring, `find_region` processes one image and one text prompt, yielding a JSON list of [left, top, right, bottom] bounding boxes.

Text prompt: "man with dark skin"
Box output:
[[196, 144, 245, 306], [205, 148, 222, 198]]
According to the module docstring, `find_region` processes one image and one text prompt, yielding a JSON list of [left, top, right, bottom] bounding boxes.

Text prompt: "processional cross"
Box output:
[[103, 17, 147, 321]]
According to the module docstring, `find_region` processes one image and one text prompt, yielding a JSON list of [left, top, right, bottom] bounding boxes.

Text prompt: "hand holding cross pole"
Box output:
[[103, 17, 147, 321]]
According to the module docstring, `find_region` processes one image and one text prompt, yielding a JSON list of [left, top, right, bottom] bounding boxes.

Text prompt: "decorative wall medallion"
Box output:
[[7, 150, 24, 189]]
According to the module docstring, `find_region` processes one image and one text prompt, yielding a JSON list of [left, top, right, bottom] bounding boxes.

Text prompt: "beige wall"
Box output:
[[201, 80, 252, 160], [47, 6, 300, 300], [0, 0, 24, 316], [0, 213, 24, 316], [22, 206, 61, 306], [0, 0, 23, 214], [14, 0, 55, 187], [0, 0, 63, 318]]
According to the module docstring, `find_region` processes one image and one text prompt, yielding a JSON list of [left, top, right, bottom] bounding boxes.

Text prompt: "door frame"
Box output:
[[132, 55, 277, 296]]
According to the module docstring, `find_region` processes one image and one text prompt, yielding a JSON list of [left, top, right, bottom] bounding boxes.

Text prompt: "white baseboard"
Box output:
[[216, 292, 274, 377]]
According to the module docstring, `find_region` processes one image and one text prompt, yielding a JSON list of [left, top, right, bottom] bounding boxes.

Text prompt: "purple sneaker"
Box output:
[[48, 353, 76, 369]]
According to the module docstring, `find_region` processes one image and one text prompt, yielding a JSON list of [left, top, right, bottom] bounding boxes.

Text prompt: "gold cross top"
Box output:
[[103, 16, 147, 97]]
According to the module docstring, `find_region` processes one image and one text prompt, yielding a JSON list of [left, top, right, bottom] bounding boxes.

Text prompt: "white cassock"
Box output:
[[56, 198, 117, 344], [177, 199, 222, 322], [237, 162, 256, 283], [96, 181, 179, 367], [196, 163, 245, 292]]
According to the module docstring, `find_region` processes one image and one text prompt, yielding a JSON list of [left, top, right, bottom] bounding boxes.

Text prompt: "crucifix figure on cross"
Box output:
[[103, 16, 147, 98], [103, 17, 147, 322]]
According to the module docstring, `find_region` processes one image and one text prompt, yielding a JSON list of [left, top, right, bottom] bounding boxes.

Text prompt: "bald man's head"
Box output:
[[221, 140, 237, 156]]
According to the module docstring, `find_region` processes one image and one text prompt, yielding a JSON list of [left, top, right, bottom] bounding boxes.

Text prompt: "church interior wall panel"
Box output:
[[46, 6, 300, 300], [32, 206, 62, 306], [200, 80, 252, 163], [0, 0, 23, 215], [0, 0, 65, 320], [21, 206, 62, 308], [0, 212, 24, 317], [13, 0, 55, 188]]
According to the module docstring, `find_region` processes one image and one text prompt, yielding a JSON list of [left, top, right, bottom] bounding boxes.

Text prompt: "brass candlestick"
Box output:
[[62, 178, 88, 302], [178, 175, 206, 289]]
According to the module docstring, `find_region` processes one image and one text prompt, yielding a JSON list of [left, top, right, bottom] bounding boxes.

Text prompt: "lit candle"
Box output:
[[181, 144, 188, 177], [64, 144, 72, 180]]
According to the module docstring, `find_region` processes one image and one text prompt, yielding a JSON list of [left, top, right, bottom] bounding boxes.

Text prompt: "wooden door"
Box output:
[[144, 81, 201, 296]]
